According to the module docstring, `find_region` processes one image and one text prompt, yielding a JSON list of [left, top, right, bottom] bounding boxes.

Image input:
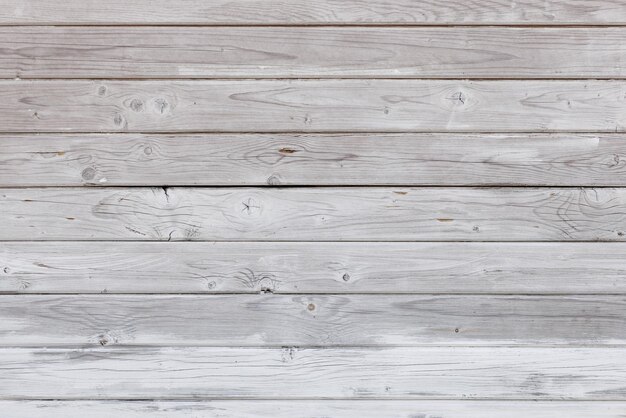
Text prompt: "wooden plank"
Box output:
[[1, 294, 625, 346], [3, 242, 626, 294], [2, 187, 626, 241], [4, 400, 626, 418], [1, 0, 625, 25], [1, 347, 625, 399], [4, 133, 626, 187], [2, 80, 625, 133], [4, 27, 626, 79]]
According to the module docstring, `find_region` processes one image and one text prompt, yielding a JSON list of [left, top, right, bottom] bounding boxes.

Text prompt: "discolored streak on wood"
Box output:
[[2, 242, 626, 294], [2, 134, 626, 187], [2, 187, 626, 241], [2, 27, 626, 79], [1, 80, 626, 133]]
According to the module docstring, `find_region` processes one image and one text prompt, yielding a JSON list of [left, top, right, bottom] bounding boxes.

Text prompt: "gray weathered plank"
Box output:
[[1, 347, 625, 399], [4, 400, 626, 417], [3, 242, 626, 294], [1, 295, 625, 346], [4, 27, 626, 79], [0, 0, 624, 25], [2, 187, 626, 241], [2, 80, 626, 133], [3, 133, 626, 187]]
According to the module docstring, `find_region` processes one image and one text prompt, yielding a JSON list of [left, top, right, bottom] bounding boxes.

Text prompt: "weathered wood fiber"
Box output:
[[1, 295, 625, 346], [2, 347, 625, 399], [4, 400, 626, 418], [3, 134, 626, 187], [2, 242, 626, 294], [2, 80, 626, 133], [2, 187, 626, 241], [0, 0, 624, 24], [4, 27, 626, 79]]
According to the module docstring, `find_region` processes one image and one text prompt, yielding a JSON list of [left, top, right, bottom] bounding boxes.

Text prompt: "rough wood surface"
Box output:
[[4, 27, 626, 79], [2, 347, 625, 399], [2, 294, 625, 346], [3, 242, 626, 294], [4, 133, 626, 187], [1, 0, 624, 24], [4, 400, 626, 418], [2, 80, 626, 133], [2, 0, 625, 408], [3, 187, 626, 241]]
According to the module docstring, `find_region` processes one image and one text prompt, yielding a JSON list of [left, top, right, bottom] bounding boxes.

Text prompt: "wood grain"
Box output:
[[1, 0, 625, 24], [2, 294, 625, 346], [2, 347, 625, 399], [4, 27, 626, 79], [3, 401, 626, 418], [4, 133, 626, 187], [3, 187, 626, 241], [3, 242, 626, 294], [2, 80, 626, 133]]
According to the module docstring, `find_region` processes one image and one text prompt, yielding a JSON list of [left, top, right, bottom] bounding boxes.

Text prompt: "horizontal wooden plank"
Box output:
[[2, 295, 625, 346], [2, 347, 625, 399], [3, 242, 626, 294], [3, 133, 626, 187], [2, 80, 626, 133], [4, 27, 626, 79], [2, 187, 626, 241], [4, 400, 626, 418], [1, 0, 625, 24]]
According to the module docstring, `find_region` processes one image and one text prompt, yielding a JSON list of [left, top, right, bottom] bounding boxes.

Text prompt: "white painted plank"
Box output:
[[3, 400, 626, 418], [1, 347, 625, 399], [2, 242, 626, 294], [2, 80, 625, 133], [1, 295, 625, 346], [4, 27, 626, 79], [2, 187, 626, 241], [0, 0, 624, 24], [3, 134, 626, 187]]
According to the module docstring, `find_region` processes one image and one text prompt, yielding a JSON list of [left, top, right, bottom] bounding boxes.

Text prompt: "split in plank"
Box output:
[[4, 27, 626, 79], [1, 346, 625, 399], [2, 187, 626, 241], [4, 133, 626, 187], [3, 242, 626, 294], [1, 294, 625, 346], [2, 80, 626, 133], [0, 0, 625, 25], [4, 400, 626, 418]]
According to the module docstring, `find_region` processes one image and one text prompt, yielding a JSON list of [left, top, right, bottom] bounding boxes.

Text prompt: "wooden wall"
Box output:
[[1, 1, 626, 416]]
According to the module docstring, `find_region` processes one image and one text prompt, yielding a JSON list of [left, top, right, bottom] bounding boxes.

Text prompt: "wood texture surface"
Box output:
[[2, 0, 624, 410], [4, 27, 626, 79], [2, 242, 626, 294], [4, 133, 626, 187], [2, 294, 625, 346], [1, 0, 625, 24], [2, 80, 626, 133], [3, 187, 626, 241], [4, 400, 626, 418], [2, 347, 625, 399]]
